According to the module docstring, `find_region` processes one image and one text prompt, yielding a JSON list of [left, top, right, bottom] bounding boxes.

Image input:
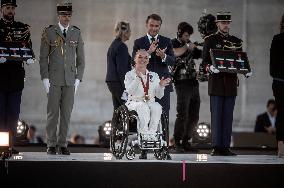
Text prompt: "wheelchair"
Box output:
[[110, 104, 171, 160]]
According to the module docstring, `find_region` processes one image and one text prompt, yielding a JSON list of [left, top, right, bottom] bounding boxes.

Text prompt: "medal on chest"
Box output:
[[139, 73, 150, 102]]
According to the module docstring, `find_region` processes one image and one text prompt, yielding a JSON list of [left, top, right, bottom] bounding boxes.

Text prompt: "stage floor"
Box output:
[[7, 152, 284, 164]]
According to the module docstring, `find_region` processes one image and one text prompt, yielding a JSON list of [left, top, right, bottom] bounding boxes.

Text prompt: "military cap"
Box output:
[[216, 12, 231, 22], [1, 0, 17, 7], [57, 2, 72, 15]]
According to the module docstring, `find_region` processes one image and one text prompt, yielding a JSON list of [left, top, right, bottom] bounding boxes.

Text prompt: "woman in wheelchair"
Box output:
[[124, 49, 171, 142]]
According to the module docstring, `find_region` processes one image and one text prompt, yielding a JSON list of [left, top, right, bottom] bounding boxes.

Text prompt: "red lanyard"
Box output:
[[139, 73, 150, 96]]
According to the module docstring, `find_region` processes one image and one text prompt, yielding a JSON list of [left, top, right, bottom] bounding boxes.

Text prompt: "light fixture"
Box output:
[[98, 120, 112, 147], [0, 131, 11, 160], [192, 122, 211, 148], [0, 132, 9, 147], [16, 119, 29, 144]]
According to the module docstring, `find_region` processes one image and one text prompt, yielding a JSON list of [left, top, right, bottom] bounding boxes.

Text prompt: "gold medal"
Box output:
[[144, 95, 150, 102]]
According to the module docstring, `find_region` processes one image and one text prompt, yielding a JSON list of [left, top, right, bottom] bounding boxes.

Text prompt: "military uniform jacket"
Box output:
[[39, 24, 85, 86], [0, 18, 33, 92], [202, 32, 243, 96]]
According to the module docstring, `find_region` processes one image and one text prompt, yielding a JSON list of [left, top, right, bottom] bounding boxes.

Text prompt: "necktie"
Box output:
[[63, 29, 66, 38], [150, 37, 156, 60]]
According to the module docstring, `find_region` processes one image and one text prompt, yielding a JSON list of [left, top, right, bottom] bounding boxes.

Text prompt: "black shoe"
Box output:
[[210, 148, 222, 156], [220, 148, 237, 156], [183, 142, 198, 152], [166, 153, 172, 160], [10, 148, 19, 154], [57, 147, 71, 155], [139, 150, 147, 159], [174, 143, 185, 153], [47, 147, 57, 155]]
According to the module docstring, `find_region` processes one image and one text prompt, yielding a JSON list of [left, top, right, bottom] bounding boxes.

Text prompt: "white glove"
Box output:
[[74, 79, 80, 94], [209, 65, 220, 74], [25, 58, 35, 65], [245, 71, 252, 78], [42, 78, 50, 93], [0, 57, 7, 63]]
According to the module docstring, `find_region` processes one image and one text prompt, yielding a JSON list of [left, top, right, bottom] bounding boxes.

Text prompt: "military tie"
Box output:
[[63, 29, 66, 38]]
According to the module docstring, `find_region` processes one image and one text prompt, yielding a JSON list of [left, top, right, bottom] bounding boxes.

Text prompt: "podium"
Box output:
[[210, 49, 251, 74]]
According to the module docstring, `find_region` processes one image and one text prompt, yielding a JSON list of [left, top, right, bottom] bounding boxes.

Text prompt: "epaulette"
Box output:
[[14, 21, 29, 28], [72, 25, 80, 30], [230, 35, 243, 43], [203, 33, 215, 40]]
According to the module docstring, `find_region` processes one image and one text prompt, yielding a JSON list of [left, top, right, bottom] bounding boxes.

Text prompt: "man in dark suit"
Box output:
[[254, 99, 276, 134], [132, 14, 175, 118], [270, 14, 284, 157]]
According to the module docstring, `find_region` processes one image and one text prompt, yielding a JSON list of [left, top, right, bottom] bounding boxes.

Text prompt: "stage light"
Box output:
[[16, 120, 29, 143], [192, 122, 211, 148], [0, 132, 11, 160], [0, 132, 9, 147], [98, 120, 112, 147], [196, 124, 210, 138], [103, 121, 112, 135]]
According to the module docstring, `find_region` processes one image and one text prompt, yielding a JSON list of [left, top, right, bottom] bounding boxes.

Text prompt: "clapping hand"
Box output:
[[156, 47, 167, 59], [148, 39, 159, 54], [159, 77, 171, 87]]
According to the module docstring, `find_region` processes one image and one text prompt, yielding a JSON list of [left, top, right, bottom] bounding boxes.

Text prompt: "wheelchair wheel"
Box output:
[[126, 147, 135, 160], [110, 105, 129, 159]]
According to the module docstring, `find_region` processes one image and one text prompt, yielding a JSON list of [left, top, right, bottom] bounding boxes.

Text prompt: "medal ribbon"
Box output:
[[139, 73, 150, 98]]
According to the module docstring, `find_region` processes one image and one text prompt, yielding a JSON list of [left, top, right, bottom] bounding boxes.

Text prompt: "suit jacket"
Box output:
[[105, 37, 131, 89], [39, 24, 85, 86], [132, 35, 175, 91], [270, 32, 284, 80], [254, 112, 272, 133]]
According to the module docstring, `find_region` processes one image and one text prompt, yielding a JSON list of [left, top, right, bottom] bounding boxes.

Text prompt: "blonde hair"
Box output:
[[114, 21, 131, 38], [280, 14, 284, 33], [135, 49, 148, 59]]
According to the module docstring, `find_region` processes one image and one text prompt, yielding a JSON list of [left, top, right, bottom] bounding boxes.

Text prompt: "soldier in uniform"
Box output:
[[201, 12, 252, 156], [0, 0, 34, 154], [39, 2, 85, 155], [171, 22, 202, 152]]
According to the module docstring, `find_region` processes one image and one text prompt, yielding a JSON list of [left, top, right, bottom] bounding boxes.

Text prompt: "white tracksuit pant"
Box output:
[[126, 101, 162, 134]]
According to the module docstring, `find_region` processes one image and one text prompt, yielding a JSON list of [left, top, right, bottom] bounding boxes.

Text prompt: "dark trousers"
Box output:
[[0, 90, 22, 146], [174, 80, 200, 142], [107, 82, 124, 112], [210, 95, 236, 148], [155, 88, 171, 119], [273, 80, 284, 141]]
